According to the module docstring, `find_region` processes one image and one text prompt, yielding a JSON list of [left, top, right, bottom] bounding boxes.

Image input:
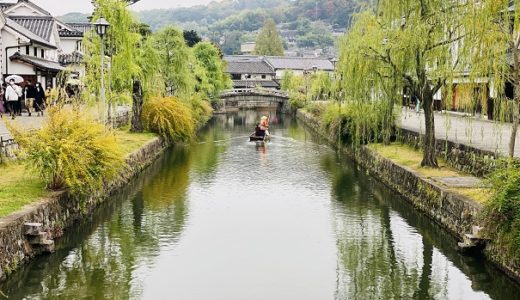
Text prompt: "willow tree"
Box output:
[[151, 26, 195, 97], [254, 18, 284, 56], [468, 1, 520, 158], [131, 31, 161, 132], [86, 0, 141, 117], [339, 1, 471, 167], [192, 41, 232, 101]]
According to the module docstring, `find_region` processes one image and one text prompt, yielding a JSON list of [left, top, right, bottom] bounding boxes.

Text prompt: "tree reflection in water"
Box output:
[[321, 152, 520, 300], [0, 126, 227, 299], [3, 113, 520, 299]]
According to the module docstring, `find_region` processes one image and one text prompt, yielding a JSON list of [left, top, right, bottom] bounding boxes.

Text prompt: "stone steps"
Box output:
[[458, 226, 487, 254], [24, 223, 55, 253]]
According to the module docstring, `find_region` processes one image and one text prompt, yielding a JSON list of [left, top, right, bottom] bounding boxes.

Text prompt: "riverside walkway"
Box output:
[[0, 116, 46, 140], [399, 108, 520, 158]]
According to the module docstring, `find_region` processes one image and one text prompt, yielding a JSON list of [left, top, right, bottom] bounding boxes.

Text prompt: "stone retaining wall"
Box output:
[[397, 128, 500, 177], [0, 137, 167, 281], [296, 110, 520, 282], [297, 110, 481, 238]]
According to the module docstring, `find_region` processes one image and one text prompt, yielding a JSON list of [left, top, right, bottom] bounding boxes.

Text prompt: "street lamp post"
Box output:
[[94, 17, 110, 125]]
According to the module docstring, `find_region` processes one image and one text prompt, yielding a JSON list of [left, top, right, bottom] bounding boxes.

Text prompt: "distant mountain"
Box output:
[[58, 0, 367, 55], [58, 12, 90, 23]]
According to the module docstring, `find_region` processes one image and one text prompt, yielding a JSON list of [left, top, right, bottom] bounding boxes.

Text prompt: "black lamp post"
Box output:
[[94, 17, 110, 124]]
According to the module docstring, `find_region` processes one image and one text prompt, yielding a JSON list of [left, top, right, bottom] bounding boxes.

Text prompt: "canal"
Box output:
[[2, 111, 519, 299]]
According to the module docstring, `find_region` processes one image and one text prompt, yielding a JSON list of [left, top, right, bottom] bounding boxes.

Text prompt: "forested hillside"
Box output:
[[59, 0, 368, 55]]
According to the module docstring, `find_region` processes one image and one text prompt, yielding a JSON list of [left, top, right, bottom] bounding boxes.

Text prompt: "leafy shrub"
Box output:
[[322, 101, 395, 146], [482, 160, 520, 264], [288, 92, 306, 109], [142, 96, 195, 141], [188, 93, 213, 128], [305, 102, 327, 117], [10, 108, 125, 195]]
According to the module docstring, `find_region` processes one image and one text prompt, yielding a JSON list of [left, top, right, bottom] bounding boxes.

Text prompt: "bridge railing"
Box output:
[[221, 88, 289, 99]]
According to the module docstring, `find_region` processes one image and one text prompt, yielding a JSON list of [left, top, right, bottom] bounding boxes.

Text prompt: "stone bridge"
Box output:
[[218, 89, 289, 112]]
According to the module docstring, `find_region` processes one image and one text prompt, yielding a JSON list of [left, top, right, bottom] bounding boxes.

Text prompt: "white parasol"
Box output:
[[5, 75, 24, 84]]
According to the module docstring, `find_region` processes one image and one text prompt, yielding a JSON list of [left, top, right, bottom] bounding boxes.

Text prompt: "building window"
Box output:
[[34, 47, 37, 57], [25, 46, 29, 55], [261, 75, 266, 79], [232, 74, 241, 80], [41, 49, 44, 58]]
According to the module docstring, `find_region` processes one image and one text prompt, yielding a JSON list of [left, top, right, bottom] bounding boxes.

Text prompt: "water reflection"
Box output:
[[322, 154, 520, 299], [1, 111, 520, 299]]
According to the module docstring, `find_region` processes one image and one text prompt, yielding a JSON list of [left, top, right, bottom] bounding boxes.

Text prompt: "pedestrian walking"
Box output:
[[0, 83, 5, 118], [5, 79, 22, 119], [413, 94, 421, 113], [34, 82, 46, 116], [45, 87, 53, 106], [24, 80, 37, 116]]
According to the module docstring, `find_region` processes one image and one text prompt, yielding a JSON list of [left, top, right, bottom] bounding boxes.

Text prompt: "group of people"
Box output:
[[0, 79, 47, 119]]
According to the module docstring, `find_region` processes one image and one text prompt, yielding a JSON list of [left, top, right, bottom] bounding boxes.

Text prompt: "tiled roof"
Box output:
[[58, 51, 83, 65], [226, 59, 275, 75], [59, 28, 83, 38], [67, 23, 93, 34], [9, 16, 54, 42], [3, 0, 51, 16], [265, 56, 334, 71], [224, 55, 261, 62], [0, 3, 14, 11], [10, 52, 65, 72], [233, 80, 279, 88], [5, 17, 56, 48]]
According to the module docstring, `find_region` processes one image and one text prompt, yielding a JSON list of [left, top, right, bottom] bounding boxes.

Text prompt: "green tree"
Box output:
[[85, 0, 141, 119], [339, 2, 471, 167], [193, 41, 232, 101], [468, 1, 520, 158], [254, 18, 284, 56], [183, 30, 202, 47], [151, 26, 195, 97]]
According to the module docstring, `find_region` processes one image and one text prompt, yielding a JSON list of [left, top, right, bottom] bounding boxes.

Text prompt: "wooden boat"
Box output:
[[249, 132, 270, 142]]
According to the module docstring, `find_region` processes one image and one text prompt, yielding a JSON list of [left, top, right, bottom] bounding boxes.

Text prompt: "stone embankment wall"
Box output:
[[397, 128, 499, 177], [297, 110, 481, 238], [296, 110, 520, 282], [0, 137, 167, 281]]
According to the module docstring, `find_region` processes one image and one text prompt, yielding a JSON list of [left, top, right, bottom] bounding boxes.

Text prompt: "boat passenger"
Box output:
[[255, 124, 264, 137], [257, 116, 269, 137]]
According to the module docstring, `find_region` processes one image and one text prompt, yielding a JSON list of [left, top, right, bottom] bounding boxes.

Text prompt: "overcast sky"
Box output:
[[29, 0, 218, 16]]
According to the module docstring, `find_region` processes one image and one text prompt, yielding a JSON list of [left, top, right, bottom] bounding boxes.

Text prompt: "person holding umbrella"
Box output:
[[5, 75, 24, 116], [5, 79, 22, 119]]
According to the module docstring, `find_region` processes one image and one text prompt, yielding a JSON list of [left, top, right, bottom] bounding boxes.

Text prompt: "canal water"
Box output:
[[2, 111, 519, 299]]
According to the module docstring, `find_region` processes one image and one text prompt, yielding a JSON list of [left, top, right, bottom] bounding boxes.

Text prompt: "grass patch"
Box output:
[[115, 130, 158, 156], [0, 162, 47, 218], [451, 188, 491, 204], [369, 143, 463, 177], [369, 143, 492, 203], [0, 130, 157, 218]]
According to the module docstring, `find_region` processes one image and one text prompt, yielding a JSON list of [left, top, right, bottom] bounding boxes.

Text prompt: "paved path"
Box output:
[[0, 105, 131, 140], [399, 108, 520, 158], [0, 115, 46, 140]]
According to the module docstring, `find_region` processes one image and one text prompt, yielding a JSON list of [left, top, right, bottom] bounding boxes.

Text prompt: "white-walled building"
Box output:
[[0, 0, 88, 88]]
